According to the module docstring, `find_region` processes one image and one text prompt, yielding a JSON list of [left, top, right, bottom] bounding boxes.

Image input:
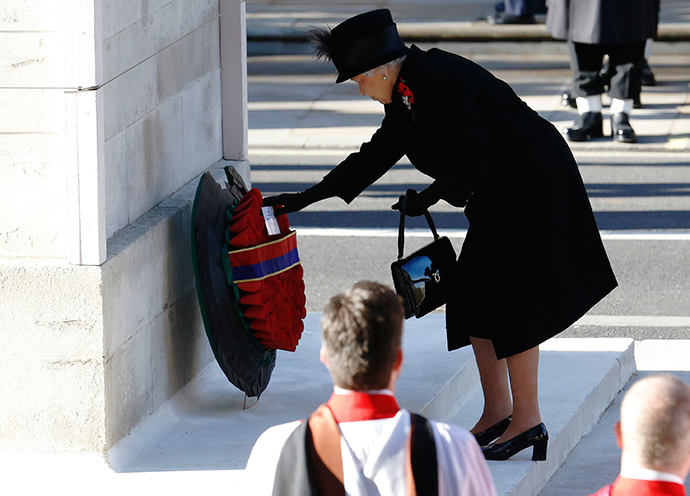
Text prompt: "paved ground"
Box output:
[[539, 345, 690, 495], [245, 0, 690, 42]]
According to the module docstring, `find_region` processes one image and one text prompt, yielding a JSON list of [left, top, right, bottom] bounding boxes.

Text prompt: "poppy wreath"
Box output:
[[221, 188, 307, 352], [192, 167, 305, 398]]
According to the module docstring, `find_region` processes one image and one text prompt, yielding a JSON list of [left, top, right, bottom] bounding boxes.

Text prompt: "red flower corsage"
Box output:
[[396, 78, 414, 111]]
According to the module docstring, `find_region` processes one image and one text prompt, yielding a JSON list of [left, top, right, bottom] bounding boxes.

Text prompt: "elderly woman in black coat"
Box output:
[[264, 9, 617, 461]]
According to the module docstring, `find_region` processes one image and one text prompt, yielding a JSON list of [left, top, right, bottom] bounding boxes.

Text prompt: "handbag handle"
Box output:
[[396, 193, 441, 260]]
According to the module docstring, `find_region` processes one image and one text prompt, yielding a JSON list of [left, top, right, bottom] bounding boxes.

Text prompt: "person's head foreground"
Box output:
[[617, 374, 690, 479], [320, 281, 404, 391], [309, 9, 408, 103]]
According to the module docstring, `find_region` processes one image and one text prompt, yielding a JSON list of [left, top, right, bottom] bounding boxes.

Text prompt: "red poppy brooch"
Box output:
[[396, 78, 414, 112]]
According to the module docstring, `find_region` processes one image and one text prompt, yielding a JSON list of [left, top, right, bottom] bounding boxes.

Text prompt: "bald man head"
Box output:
[[616, 374, 690, 479]]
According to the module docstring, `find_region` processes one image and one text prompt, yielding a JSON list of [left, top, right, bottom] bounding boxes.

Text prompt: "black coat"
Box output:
[[319, 46, 617, 359], [546, 0, 658, 44]]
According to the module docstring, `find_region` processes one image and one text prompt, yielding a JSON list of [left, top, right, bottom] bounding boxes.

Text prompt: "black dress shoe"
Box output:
[[633, 93, 643, 109], [488, 12, 536, 24], [473, 416, 512, 447], [482, 423, 549, 461], [563, 112, 604, 142], [642, 60, 656, 86], [561, 90, 577, 109], [611, 112, 637, 143]]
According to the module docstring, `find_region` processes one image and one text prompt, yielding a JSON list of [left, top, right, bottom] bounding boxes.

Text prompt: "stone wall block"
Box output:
[[104, 321, 154, 448], [104, 288, 212, 449], [0, 133, 63, 159], [62, 0, 101, 89], [183, 69, 223, 180], [0, 88, 63, 133], [103, 55, 158, 141], [0, 85, 67, 260], [1, 0, 62, 31], [155, 19, 220, 104], [0, 32, 63, 87], [182, 19, 220, 91], [104, 219, 166, 356], [125, 95, 185, 224], [0, 262, 103, 356], [0, 356, 105, 452], [150, 289, 212, 418], [0, 160, 67, 259], [102, 0, 141, 40], [155, 40, 187, 105], [0, 261, 105, 451], [102, 0, 218, 85], [104, 129, 130, 239], [104, 198, 198, 354], [103, 9, 220, 141]]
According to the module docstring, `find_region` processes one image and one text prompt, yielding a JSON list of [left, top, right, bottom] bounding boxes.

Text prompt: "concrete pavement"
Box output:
[[245, 0, 690, 42], [246, 47, 690, 154], [245, 0, 690, 153]]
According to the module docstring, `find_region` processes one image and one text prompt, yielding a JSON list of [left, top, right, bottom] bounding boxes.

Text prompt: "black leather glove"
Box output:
[[391, 187, 440, 217], [263, 182, 334, 216]]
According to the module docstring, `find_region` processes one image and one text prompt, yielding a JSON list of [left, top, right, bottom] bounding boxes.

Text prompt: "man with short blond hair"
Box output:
[[245, 281, 496, 495]]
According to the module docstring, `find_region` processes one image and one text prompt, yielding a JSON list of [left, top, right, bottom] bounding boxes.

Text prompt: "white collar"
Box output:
[[333, 387, 395, 397], [620, 466, 685, 485]]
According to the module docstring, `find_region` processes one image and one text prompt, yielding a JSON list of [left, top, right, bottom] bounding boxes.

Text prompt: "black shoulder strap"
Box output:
[[410, 413, 439, 496], [272, 406, 345, 496], [272, 411, 438, 496], [272, 420, 316, 496]]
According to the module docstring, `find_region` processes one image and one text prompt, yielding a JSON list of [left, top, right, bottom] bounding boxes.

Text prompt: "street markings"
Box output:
[[294, 227, 690, 240]]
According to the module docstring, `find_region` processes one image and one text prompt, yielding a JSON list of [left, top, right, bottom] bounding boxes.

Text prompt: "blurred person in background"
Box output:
[[547, 0, 658, 143], [589, 374, 690, 496]]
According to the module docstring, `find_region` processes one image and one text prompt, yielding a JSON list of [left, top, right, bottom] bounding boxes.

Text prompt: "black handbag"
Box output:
[[391, 197, 457, 319]]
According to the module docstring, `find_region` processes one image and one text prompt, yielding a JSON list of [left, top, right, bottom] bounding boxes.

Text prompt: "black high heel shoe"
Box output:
[[481, 423, 548, 461], [472, 416, 512, 447]]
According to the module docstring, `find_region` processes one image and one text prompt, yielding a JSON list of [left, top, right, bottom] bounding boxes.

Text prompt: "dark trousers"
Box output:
[[504, 0, 547, 16], [569, 41, 645, 100]]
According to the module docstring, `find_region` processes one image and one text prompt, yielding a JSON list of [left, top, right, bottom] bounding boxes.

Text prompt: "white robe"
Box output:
[[244, 408, 496, 496]]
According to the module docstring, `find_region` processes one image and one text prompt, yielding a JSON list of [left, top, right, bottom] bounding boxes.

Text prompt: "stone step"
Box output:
[[107, 313, 634, 495], [2, 315, 635, 495], [447, 338, 635, 495], [107, 314, 479, 474]]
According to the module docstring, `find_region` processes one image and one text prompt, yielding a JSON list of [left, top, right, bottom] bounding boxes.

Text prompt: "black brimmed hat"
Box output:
[[315, 9, 408, 83]]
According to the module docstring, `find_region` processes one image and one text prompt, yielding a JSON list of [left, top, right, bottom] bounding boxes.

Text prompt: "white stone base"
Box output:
[[0, 162, 248, 454]]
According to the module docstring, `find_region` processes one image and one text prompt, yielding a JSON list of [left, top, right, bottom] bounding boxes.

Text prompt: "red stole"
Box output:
[[308, 392, 425, 496], [304, 392, 402, 495], [604, 476, 686, 496], [326, 391, 400, 422]]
